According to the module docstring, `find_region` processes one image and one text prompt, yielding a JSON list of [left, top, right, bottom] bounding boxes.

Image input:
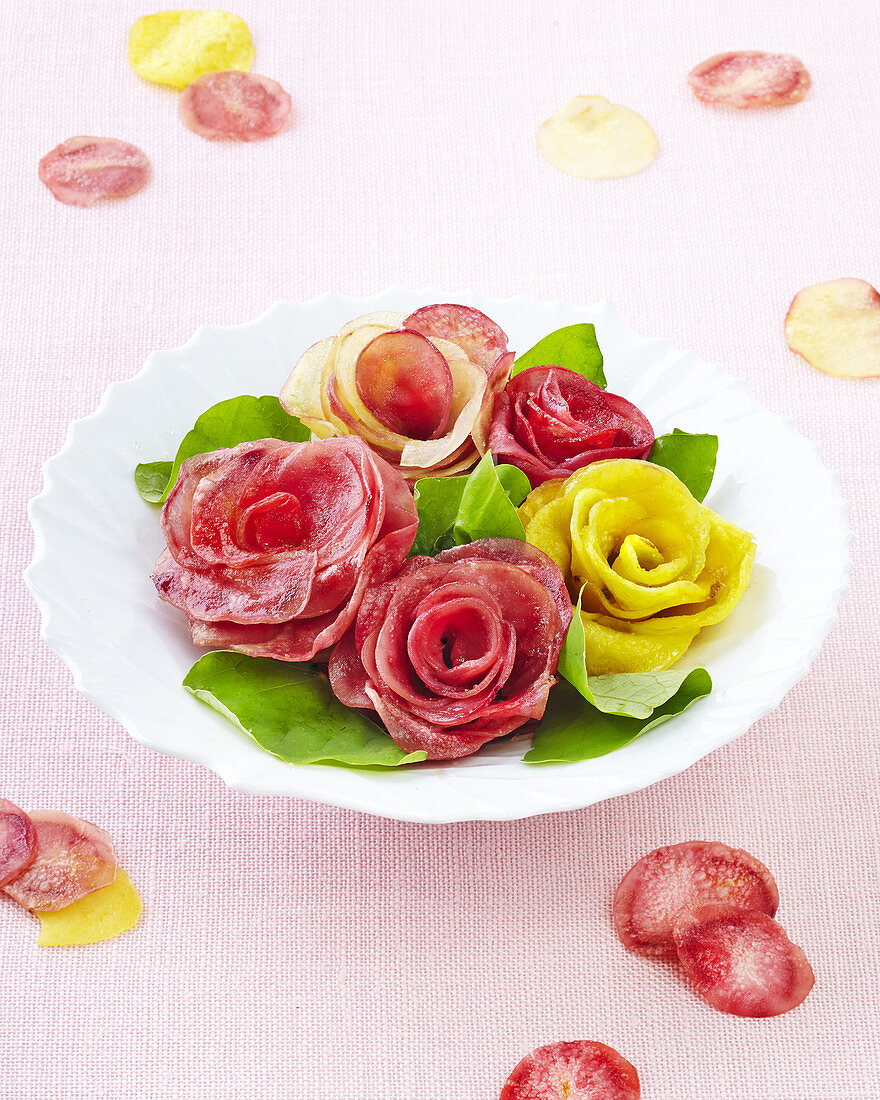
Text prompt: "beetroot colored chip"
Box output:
[[39, 137, 150, 207], [687, 51, 810, 108], [355, 330, 454, 440], [500, 1041, 640, 1100], [179, 70, 292, 141], [674, 904, 815, 1017], [613, 841, 779, 956], [0, 799, 36, 888], [403, 304, 509, 372], [2, 810, 117, 912]]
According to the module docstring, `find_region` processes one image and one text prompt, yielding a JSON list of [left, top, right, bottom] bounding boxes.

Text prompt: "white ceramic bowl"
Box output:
[[26, 292, 851, 822]]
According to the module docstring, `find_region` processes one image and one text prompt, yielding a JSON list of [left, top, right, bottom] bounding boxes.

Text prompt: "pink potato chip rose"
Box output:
[[329, 538, 571, 760], [489, 366, 654, 487], [152, 436, 418, 662], [39, 137, 150, 206], [180, 70, 292, 140]]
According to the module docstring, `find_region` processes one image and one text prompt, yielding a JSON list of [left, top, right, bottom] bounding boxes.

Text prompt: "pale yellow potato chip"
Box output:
[[36, 868, 142, 947], [537, 95, 658, 179], [785, 278, 880, 378], [128, 10, 255, 89]]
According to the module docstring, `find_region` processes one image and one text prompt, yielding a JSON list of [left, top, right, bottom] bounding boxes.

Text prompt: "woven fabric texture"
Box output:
[[1, 1, 878, 1097]]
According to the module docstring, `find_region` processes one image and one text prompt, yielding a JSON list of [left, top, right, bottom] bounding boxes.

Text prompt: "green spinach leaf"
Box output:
[[512, 323, 606, 388], [135, 395, 310, 504], [648, 429, 718, 502], [183, 651, 426, 768]]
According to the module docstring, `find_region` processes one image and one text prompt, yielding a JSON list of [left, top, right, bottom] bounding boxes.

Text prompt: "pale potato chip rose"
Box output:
[[279, 307, 512, 480]]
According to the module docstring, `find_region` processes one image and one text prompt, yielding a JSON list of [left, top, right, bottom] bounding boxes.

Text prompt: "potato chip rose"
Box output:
[[279, 305, 512, 480], [328, 539, 572, 760], [519, 459, 755, 674], [489, 366, 655, 487], [152, 436, 418, 661]]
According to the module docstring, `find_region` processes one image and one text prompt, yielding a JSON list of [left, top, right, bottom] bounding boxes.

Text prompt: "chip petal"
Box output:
[[688, 51, 810, 108], [500, 1041, 641, 1100], [36, 868, 142, 947], [3, 810, 117, 912], [128, 9, 255, 89], [180, 70, 292, 140], [0, 799, 36, 888], [673, 904, 815, 1017], [612, 841, 779, 956], [39, 137, 150, 207], [785, 277, 880, 378], [537, 96, 657, 179]]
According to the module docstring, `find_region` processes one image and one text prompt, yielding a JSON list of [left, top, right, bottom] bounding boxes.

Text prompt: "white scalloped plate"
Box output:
[[26, 292, 850, 822]]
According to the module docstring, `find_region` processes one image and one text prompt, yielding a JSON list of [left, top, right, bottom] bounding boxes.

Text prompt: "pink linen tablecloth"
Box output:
[[2, 1, 878, 1097]]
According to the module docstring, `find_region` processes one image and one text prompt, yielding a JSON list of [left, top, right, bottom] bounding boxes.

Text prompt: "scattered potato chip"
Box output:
[[39, 138, 151, 207], [128, 10, 255, 89], [36, 867, 142, 947], [688, 52, 810, 108], [537, 95, 657, 179], [180, 70, 291, 140], [785, 278, 880, 378]]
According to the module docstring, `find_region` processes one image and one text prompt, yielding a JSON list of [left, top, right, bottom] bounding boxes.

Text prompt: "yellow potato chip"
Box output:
[[538, 95, 658, 179], [128, 10, 255, 89], [36, 868, 142, 947]]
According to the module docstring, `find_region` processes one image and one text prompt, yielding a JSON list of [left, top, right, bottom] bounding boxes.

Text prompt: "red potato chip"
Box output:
[[674, 905, 815, 1017], [0, 799, 36, 888], [785, 277, 880, 377], [355, 330, 454, 440], [39, 137, 150, 207], [500, 1041, 640, 1100], [3, 811, 117, 913], [179, 70, 292, 141], [403, 304, 509, 372], [688, 52, 810, 108], [613, 841, 779, 956]]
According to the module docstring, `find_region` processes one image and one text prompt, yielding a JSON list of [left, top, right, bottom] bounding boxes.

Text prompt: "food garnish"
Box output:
[[612, 841, 779, 956], [519, 459, 755, 674], [39, 138, 150, 207], [328, 538, 571, 760], [128, 9, 255, 88], [180, 70, 291, 140], [152, 436, 418, 662], [279, 307, 512, 480], [688, 51, 810, 108], [500, 1041, 640, 1100], [785, 278, 880, 378], [674, 905, 815, 1017], [537, 96, 657, 179]]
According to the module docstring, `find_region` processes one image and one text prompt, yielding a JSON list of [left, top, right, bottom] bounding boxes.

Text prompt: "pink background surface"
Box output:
[[2, 1, 879, 1097]]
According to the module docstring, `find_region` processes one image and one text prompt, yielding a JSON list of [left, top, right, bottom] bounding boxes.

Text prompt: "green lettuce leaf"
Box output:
[[523, 671, 712, 763], [135, 395, 310, 504], [183, 651, 426, 768], [411, 455, 529, 556], [512, 323, 606, 388], [558, 588, 710, 719], [648, 429, 718, 502]]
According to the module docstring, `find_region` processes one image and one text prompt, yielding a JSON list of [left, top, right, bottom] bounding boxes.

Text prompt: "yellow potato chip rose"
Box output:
[[519, 459, 755, 674]]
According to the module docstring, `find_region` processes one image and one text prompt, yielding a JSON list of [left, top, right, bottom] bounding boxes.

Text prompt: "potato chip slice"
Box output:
[[688, 52, 810, 109], [128, 10, 255, 89], [785, 278, 880, 378], [180, 71, 291, 140], [39, 138, 150, 207], [537, 95, 657, 179], [36, 868, 142, 947]]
